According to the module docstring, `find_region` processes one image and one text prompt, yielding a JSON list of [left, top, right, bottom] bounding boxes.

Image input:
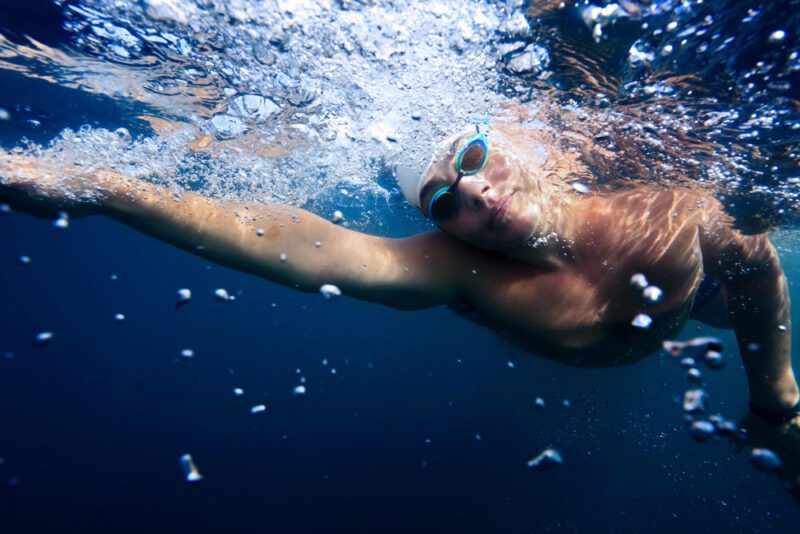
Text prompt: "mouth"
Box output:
[[489, 192, 515, 229]]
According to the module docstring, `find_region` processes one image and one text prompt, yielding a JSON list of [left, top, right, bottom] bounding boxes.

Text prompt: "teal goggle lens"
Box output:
[[429, 187, 459, 220], [456, 136, 488, 174]]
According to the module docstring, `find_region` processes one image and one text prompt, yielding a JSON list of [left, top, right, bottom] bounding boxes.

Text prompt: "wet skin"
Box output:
[[0, 126, 797, 417]]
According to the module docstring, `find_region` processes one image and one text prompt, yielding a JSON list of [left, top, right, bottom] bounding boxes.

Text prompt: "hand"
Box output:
[[739, 411, 800, 504], [0, 150, 116, 218]]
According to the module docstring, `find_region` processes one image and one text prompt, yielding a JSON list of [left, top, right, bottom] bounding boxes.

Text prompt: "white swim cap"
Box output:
[[394, 126, 479, 210], [395, 164, 424, 209]]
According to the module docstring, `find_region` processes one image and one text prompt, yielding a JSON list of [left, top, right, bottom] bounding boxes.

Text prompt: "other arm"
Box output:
[[699, 207, 798, 416]]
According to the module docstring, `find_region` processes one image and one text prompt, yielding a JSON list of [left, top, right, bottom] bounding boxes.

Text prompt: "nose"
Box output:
[[458, 176, 492, 210]]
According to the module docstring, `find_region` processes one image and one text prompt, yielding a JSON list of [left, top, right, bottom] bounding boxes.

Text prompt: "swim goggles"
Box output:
[[427, 130, 490, 220]]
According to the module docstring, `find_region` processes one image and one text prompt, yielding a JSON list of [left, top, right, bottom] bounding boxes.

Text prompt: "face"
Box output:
[[419, 129, 540, 250]]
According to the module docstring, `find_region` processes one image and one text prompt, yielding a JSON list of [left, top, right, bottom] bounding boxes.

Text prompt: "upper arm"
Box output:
[[302, 224, 473, 310], [107, 180, 470, 310], [698, 206, 789, 320]]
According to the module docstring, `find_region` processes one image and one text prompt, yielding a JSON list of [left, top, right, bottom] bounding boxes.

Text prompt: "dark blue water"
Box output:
[[2, 1, 800, 532], [4, 200, 800, 533]]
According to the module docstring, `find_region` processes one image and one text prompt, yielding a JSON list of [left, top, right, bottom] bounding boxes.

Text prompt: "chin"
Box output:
[[463, 226, 532, 251]]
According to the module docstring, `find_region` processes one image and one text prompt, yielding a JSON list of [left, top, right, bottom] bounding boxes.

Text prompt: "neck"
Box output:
[[503, 190, 580, 268]]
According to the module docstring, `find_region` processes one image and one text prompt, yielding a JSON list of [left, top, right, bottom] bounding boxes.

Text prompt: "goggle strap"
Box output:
[[448, 171, 464, 193]]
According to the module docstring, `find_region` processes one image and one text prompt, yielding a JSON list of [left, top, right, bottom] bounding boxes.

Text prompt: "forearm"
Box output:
[[728, 273, 798, 406], [725, 251, 797, 409], [103, 178, 338, 292]]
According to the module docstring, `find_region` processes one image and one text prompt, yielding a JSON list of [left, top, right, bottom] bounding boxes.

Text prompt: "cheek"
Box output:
[[486, 156, 511, 182]]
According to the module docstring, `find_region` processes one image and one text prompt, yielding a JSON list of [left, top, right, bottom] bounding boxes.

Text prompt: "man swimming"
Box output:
[[1, 119, 797, 409], [1, 118, 798, 490]]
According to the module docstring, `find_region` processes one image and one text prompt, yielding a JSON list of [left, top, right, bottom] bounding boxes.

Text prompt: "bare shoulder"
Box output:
[[327, 229, 489, 310], [696, 195, 779, 275]]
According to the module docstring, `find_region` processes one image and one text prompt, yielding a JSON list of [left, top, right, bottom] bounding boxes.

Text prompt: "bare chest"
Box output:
[[465, 228, 705, 366]]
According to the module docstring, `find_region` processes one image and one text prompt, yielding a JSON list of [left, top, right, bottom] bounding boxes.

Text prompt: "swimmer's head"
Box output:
[[406, 124, 549, 250], [395, 126, 480, 210]]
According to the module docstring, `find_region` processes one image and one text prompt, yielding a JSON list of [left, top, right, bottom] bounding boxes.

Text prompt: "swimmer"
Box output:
[[1, 120, 798, 487]]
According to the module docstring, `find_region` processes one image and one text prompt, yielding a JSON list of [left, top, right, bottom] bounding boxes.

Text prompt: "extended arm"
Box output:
[[1, 152, 467, 310]]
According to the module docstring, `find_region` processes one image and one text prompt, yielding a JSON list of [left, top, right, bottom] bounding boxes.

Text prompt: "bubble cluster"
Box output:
[[6, 0, 542, 214]]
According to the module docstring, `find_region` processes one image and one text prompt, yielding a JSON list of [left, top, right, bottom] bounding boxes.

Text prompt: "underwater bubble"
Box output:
[[319, 284, 341, 301], [534, 397, 545, 409], [179, 453, 203, 483], [505, 43, 549, 76], [709, 415, 737, 436], [683, 389, 708, 414], [113, 127, 131, 144], [689, 420, 716, 441], [110, 274, 119, 281], [287, 86, 319, 108], [686, 368, 702, 383], [571, 182, 590, 194], [53, 213, 70, 229], [507, 361, 516, 369], [643, 286, 663, 305], [0, 203, 11, 214], [662, 337, 723, 359], [176, 288, 192, 307], [680, 357, 696, 369], [778, 325, 787, 332], [750, 448, 783, 471], [628, 43, 654, 67], [0, 108, 9, 121], [114, 313, 126, 323], [214, 288, 230, 301], [17, 255, 31, 265], [279, 253, 287, 263], [256, 228, 264, 236], [630, 273, 648, 290], [179, 349, 194, 359], [527, 448, 563, 470], [562, 399, 571, 408], [293, 385, 306, 396], [233, 388, 244, 396], [747, 343, 762, 352], [768, 30, 786, 45], [208, 114, 246, 140], [332, 211, 344, 223], [228, 94, 280, 122], [704, 350, 725, 370], [250, 404, 266, 414], [34, 332, 53, 346], [631, 314, 652, 329]]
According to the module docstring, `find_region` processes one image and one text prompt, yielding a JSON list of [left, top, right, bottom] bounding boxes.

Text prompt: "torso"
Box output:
[[457, 188, 713, 367]]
